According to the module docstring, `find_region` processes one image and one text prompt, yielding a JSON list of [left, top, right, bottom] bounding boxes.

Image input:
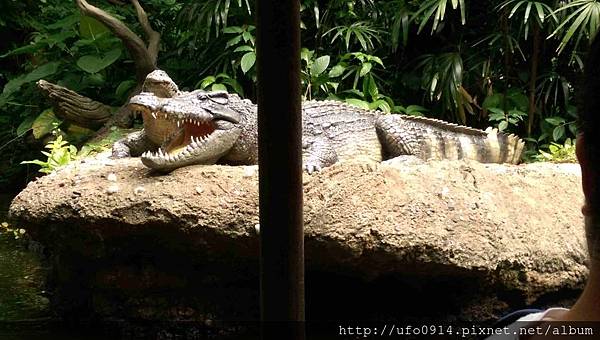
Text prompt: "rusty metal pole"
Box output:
[[256, 0, 304, 339]]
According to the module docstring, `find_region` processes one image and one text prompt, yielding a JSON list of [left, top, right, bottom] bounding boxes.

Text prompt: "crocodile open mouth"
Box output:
[[165, 118, 216, 154], [142, 116, 217, 160]]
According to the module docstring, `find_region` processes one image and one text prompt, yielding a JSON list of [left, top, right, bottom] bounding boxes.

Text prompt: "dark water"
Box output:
[[0, 195, 257, 340], [0, 328, 113, 340], [0, 194, 50, 335]]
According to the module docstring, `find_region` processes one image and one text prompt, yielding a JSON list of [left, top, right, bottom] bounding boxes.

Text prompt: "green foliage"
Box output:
[[416, 52, 467, 122], [300, 49, 395, 111], [0, 0, 152, 189], [178, 0, 252, 41], [77, 126, 127, 158], [393, 104, 429, 116], [301, 49, 335, 99], [0, 221, 48, 322], [1, 0, 599, 191], [324, 21, 384, 52], [413, 0, 467, 34], [549, 0, 600, 64], [21, 134, 77, 174], [534, 138, 578, 163], [499, 0, 556, 38], [483, 90, 529, 132], [0, 222, 26, 241], [543, 113, 578, 142], [199, 73, 244, 95]]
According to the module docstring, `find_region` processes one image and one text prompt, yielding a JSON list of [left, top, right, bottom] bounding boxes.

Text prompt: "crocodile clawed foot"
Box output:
[[304, 162, 322, 174]]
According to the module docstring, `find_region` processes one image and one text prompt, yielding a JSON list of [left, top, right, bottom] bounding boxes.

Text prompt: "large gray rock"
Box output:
[[9, 153, 588, 324]]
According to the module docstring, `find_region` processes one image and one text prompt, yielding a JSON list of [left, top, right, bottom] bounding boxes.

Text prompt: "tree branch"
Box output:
[[131, 0, 160, 65], [75, 0, 156, 83]]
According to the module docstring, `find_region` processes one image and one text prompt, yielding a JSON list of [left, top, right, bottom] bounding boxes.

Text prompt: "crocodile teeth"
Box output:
[[177, 121, 181, 127], [152, 112, 157, 119]]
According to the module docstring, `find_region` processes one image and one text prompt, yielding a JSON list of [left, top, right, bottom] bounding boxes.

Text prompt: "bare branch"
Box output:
[[75, 0, 156, 82], [131, 0, 160, 65]]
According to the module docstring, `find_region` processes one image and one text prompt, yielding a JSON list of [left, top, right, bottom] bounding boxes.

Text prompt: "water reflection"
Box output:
[[0, 194, 50, 323]]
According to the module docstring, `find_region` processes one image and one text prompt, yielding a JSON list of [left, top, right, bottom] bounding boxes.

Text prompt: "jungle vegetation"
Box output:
[[0, 0, 596, 192]]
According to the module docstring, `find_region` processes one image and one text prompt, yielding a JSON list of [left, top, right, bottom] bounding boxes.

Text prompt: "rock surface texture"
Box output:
[[9, 153, 587, 325]]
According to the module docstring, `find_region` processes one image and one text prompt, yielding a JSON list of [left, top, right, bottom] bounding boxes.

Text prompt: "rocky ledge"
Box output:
[[9, 153, 587, 324]]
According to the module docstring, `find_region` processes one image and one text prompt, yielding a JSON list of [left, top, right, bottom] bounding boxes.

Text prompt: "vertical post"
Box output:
[[256, 0, 304, 339]]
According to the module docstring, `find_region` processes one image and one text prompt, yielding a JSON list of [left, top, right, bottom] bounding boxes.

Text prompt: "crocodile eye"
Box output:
[[208, 91, 229, 104]]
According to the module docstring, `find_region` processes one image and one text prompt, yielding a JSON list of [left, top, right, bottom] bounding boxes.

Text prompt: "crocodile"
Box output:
[[115, 72, 525, 173], [112, 70, 184, 158]]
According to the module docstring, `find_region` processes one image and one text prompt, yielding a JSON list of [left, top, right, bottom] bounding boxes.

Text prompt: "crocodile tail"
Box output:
[[482, 127, 525, 164], [376, 115, 525, 164]]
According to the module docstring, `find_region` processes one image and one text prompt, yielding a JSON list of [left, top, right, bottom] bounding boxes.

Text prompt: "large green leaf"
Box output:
[[311, 56, 330, 76], [223, 26, 244, 34], [2, 76, 26, 96], [328, 65, 346, 78], [345, 98, 370, 110], [211, 84, 228, 92], [482, 94, 503, 109], [0, 44, 41, 58], [32, 109, 62, 139], [115, 80, 136, 99], [79, 16, 109, 39], [240, 52, 256, 74], [1, 62, 59, 98], [16, 116, 36, 137], [76, 49, 121, 74], [233, 45, 254, 52], [23, 62, 60, 83], [553, 125, 565, 141], [362, 74, 378, 99], [545, 116, 566, 126], [48, 14, 80, 30], [199, 76, 216, 89], [507, 91, 529, 112], [359, 62, 373, 77]]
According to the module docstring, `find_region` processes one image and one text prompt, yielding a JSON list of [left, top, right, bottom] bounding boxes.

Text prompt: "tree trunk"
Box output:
[[527, 22, 541, 137], [501, 9, 512, 115]]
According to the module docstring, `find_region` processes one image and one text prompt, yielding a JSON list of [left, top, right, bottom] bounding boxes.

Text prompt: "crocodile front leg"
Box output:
[[112, 130, 156, 158], [302, 136, 338, 174]]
